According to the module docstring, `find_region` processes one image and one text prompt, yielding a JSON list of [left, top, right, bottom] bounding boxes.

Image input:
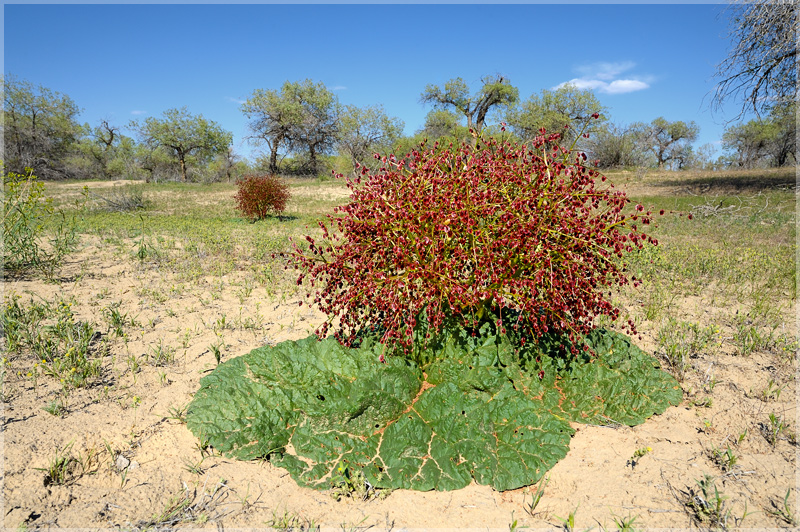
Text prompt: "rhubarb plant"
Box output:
[[188, 130, 680, 493]]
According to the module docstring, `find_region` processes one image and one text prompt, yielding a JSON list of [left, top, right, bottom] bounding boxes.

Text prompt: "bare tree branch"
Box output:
[[711, 0, 798, 119]]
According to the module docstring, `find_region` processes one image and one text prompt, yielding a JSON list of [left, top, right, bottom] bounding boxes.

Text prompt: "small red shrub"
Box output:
[[290, 131, 657, 353], [234, 174, 290, 221]]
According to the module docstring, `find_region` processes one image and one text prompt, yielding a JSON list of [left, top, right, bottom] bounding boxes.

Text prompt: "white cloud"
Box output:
[[226, 96, 246, 104], [575, 61, 636, 81], [556, 61, 650, 95], [130, 110, 146, 115], [605, 79, 650, 94], [331, 85, 347, 91]]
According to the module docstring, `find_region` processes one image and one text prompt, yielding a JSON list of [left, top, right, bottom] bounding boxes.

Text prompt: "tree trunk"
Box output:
[[179, 154, 188, 182], [309, 144, 317, 176], [269, 147, 279, 174]]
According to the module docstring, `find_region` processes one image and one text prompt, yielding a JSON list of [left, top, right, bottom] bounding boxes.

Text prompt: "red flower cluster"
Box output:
[[234, 174, 290, 221], [290, 133, 656, 353]]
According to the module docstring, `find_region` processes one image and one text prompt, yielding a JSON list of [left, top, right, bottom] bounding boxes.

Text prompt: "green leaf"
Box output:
[[186, 328, 681, 492]]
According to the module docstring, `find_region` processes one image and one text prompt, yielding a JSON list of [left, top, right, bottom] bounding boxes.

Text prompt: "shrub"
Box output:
[[290, 129, 657, 353], [233, 174, 290, 221], [90, 184, 146, 212], [2, 167, 83, 279]]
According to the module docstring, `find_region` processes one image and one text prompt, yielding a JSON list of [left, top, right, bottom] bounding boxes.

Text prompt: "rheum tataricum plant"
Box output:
[[290, 126, 657, 354]]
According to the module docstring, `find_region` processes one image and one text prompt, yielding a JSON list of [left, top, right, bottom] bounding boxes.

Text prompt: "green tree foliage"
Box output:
[[242, 86, 302, 174], [632, 117, 699, 169], [132, 107, 232, 182], [586, 123, 649, 169], [133, 142, 175, 183], [418, 109, 468, 143], [2, 75, 83, 179], [762, 101, 796, 167], [337, 104, 404, 173], [243, 80, 340, 176], [505, 84, 608, 149], [283, 80, 340, 176], [420, 75, 518, 144], [722, 120, 774, 168], [74, 120, 138, 179], [722, 101, 797, 168], [207, 148, 249, 183]]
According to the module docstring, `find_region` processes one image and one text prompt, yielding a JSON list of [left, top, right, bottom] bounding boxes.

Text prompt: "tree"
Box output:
[[2, 75, 83, 179], [721, 120, 772, 168], [420, 75, 518, 144], [721, 101, 797, 168], [284, 80, 340, 176], [762, 100, 796, 167], [417, 109, 466, 143], [712, 0, 797, 117], [242, 87, 302, 174], [133, 107, 232, 182], [505, 84, 608, 148], [337, 104, 404, 173], [632, 117, 699, 169], [692, 143, 720, 170], [585, 123, 648, 169], [76, 120, 138, 179], [134, 143, 175, 183], [208, 147, 249, 183]]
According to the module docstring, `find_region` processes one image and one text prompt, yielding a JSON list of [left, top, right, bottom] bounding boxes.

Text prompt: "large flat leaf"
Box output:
[[186, 327, 681, 492]]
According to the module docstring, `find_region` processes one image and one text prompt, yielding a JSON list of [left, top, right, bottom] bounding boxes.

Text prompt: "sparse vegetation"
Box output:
[[2, 167, 795, 529]]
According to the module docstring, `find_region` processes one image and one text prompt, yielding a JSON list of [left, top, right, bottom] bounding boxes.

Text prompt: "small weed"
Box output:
[[268, 508, 319, 532], [760, 379, 785, 401], [627, 446, 652, 469], [656, 319, 715, 381], [167, 403, 189, 423], [330, 463, 390, 502], [691, 396, 713, 408], [42, 400, 67, 417], [147, 339, 176, 366], [761, 412, 793, 446], [554, 506, 578, 531], [235, 278, 255, 304], [733, 318, 768, 356], [709, 444, 738, 472], [235, 482, 256, 512], [523, 476, 549, 516], [134, 479, 230, 529], [610, 513, 640, 531], [736, 428, 748, 445], [126, 354, 141, 378], [685, 474, 730, 529], [195, 438, 212, 457], [179, 329, 192, 349], [340, 515, 368, 532], [34, 441, 79, 486], [212, 314, 228, 334], [182, 456, 205, 475], [209, 340, 223, 365], [102, 303, 128, 337], [767, 488, 797, 526]]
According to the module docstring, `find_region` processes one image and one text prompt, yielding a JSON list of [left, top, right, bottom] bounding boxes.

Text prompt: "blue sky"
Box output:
[[4, 3, 746, 162]]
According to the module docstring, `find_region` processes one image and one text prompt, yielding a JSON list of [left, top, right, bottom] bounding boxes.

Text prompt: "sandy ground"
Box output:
[[2, 204, 797, 530]]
